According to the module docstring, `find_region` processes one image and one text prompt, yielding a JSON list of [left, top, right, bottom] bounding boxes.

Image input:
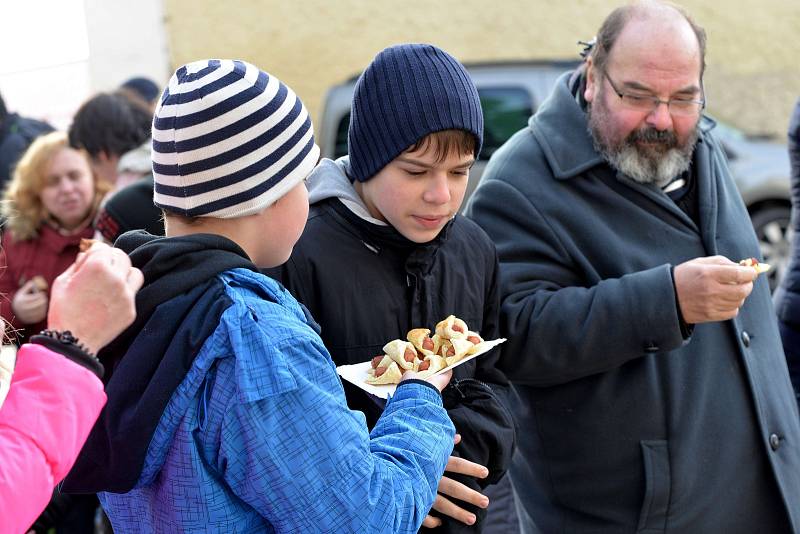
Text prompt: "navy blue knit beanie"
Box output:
[[347, 43, 483, 183]]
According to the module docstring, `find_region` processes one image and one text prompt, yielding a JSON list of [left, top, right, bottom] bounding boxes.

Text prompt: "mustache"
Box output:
[[627, 127, 677, 148], [627, 127, 678, 148]]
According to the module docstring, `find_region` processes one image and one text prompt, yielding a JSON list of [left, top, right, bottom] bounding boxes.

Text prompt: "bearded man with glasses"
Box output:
[[466, 1, 800, 532]]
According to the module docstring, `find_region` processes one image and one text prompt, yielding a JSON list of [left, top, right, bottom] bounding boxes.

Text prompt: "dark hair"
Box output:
[[161, 208, 202, 226], [406, 129, 477, 163], [120, 76, 160, 104], [68, 92, 152, 158], [591, 1, 707, 78], [0, 92, 6, 122]]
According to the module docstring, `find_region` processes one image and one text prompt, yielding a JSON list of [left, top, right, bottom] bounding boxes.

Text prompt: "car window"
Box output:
[[334, 113, 350, 159], [478, 86, 532, 160], [331, 85, 533, 161]]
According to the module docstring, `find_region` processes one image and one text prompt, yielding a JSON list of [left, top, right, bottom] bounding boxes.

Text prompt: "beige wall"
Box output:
[[163, 0, 800, 139]]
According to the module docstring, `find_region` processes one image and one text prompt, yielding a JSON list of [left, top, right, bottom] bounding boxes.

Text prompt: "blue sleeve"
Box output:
[[217, 331, 455, 533]]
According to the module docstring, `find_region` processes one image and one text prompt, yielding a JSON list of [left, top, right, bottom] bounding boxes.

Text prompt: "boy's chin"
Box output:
[[398, 226, 445, 244]]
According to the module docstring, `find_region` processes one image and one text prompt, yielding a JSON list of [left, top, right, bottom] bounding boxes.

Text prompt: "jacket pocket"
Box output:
[[637, 440, 671, 533]]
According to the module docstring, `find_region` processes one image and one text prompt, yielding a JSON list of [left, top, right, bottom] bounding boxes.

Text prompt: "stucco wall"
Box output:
[[163, 0, 800, 139]]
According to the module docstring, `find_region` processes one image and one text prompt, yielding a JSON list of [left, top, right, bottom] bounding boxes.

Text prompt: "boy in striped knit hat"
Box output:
[[62, 59, 457, 533], [268, 44, 517, 533]]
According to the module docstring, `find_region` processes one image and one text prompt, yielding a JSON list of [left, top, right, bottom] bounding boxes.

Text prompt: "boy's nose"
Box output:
[[423, 174, 451, 204]]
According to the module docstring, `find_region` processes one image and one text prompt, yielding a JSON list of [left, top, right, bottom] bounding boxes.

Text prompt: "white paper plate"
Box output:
[[336, 338, 506, 399]]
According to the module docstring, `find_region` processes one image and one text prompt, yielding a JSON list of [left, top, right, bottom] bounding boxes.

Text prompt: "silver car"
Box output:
[[318, 60, 792, 290]]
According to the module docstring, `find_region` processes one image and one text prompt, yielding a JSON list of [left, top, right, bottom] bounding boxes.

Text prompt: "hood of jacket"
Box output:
[[307, 156, 386, 225], [63, 230, 258, 493]]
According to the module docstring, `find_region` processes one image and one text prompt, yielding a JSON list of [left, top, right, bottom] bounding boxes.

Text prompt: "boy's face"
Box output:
[[358, 144, 474, 243]]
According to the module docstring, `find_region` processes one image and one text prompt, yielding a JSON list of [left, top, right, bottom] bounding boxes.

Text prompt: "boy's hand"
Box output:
[[399, 369, 452, 392], [422, 434, 490, 528]]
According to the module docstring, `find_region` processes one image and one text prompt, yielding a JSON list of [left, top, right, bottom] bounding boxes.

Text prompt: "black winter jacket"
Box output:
[[266, 159, 515, 533]]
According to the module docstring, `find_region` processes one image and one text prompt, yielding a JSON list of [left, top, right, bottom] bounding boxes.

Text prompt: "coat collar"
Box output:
[[532, 70, 718, 181]]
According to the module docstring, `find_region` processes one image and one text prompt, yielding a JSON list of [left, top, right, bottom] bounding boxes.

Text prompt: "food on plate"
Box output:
[[739, 257, 771, 274], [366, 360, 404, 385], [383, 339, 418, 370], [441, 338, 474, 366], [407, 328, 437, 356], [465, 331, 484, 354], [364, 315, 483, 385], [418, 355, 448, 375], [435, 315, 468, 340]]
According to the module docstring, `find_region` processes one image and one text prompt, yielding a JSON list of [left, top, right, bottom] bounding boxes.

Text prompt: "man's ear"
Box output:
[[584, 57, 597, 104]]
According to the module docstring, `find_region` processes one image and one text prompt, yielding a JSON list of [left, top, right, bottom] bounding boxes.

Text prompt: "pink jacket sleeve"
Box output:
[[0, 344, 106, 533]]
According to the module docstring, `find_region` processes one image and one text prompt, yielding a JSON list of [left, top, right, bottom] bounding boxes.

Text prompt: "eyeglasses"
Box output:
[[603, 72, 705, 117]]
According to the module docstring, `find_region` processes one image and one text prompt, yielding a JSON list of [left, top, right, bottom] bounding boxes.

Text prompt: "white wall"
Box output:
[[0, 0, 170, 130], [83, 0, 170, 91]]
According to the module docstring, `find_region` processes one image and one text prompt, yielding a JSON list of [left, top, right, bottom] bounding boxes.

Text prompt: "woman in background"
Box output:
[[0, 131, 109, 344]]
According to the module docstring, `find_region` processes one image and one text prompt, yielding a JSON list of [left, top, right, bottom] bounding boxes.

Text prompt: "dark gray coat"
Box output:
[[466, 71, 800, 533]]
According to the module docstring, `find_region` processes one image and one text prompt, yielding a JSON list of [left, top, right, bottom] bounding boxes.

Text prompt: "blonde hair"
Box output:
[[1, 131, 109, 240]]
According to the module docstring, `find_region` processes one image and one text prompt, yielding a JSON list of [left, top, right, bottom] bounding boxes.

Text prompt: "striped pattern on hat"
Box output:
[[151, 59, 319, 218]]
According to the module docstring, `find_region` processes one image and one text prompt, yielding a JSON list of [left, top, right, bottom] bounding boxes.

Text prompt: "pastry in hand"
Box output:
[[416, 355, 448, 378], [442, 338, 474, 366], [79, 238, 99, 253], [366, 361, 403, 385], [465, 331, 484, 354], [407, 328, 437, 356], [383, 339, 418, 370], [739, 257, 771, 274], [30, 275, 49, 292]]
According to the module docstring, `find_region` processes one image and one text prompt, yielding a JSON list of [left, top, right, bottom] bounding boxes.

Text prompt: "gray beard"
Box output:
[[587, 105, 699, 188]]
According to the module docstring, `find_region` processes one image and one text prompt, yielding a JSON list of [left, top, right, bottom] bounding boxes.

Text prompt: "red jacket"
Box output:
[[0, 225, 92, 342], [0, 343, 106, 533]]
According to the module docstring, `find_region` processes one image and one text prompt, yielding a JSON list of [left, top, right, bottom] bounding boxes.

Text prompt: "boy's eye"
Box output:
[[404, 169, 426, 176]]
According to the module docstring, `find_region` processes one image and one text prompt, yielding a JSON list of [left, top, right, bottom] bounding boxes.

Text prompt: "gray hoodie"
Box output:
[[306, 157, 386, 226]]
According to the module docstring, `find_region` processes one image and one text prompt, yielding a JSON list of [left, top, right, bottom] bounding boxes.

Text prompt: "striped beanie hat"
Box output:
[[151, 59, 319, 218], [347, 43, 483, 183]]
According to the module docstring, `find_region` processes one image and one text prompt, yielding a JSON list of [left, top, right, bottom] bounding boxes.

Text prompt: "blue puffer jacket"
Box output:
[[66, 232, 455, 533]]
